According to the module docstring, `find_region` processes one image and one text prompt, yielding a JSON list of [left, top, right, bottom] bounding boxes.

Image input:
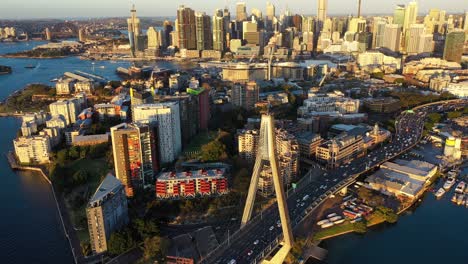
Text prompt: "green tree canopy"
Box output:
[[201, 140, 227, 162]]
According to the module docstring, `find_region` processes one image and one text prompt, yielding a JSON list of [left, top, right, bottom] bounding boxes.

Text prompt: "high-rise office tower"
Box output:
[[177, 5, 197, 50], [317, 0, 328, 29], [443, 30, 465, 63], [86, 174, 129, 254], [419, 34, 434, 54], [243, 19, 260, 45], [195, 12, 213, 51], [372, 18, 387, 48], [251, 8, 262, 19], [406, 24, 425, 54], [348, 17, 366, 33], [162, 21, 173, 48], [403, 1, 418, 32], [111, 123, 159, 197], [213, 9, 226, 51], [236, 2, 248, 21], [464, 12, 468, 31], [393, 5, 406, 27], [266, 2, 275, 21], [147, 27, 160, 50], [383, 24, 401, 52], [302, 16, 315, 33], [133, 102, 182, 164], [127, 4, 141, 57]]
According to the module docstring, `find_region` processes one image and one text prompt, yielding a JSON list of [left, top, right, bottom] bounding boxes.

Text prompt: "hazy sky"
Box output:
[[1, 0, 466, 19]]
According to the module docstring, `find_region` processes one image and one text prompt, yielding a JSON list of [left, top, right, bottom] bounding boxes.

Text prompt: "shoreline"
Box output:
[[6, 152, 80, 264]]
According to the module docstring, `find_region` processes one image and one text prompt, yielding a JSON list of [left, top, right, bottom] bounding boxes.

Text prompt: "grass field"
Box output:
[[183, 131, 217, 153]]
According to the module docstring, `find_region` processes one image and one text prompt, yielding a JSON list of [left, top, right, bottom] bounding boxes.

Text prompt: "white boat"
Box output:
[[333, 219, 345, 224], [443, 177, 456, 190], [329, 216, 343, 222], [435, 188, 446, 198], [317, 219, 331, 226], [455, 182, 466, 194], [327, 213, 338, 218], [350, 217, 362, 223], [321, 222, 335, 228]]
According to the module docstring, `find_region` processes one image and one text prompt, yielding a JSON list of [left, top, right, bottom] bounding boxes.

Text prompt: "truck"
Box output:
[[303, 194, 310, 201]]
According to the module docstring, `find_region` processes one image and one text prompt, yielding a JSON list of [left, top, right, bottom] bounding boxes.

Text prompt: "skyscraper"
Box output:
[[464, 12, 468, 31], [393, 5, 406, 28], [372, 18, 387, 49], [232, 81, 260, 110], [162, 20, 173, 48], [127, 4, 141, 57], [213, 9, 226, 51], [177, 5, 197, 50], [403, 1, 418, 32], [443, 30, 465, 63], [236, 2, 247, 21], [406, 24, 425, 54], [147, 27, 160, 50], [195, 12, 212, 51], [86, 174, 129, 254], [111, 123, 159, 197], [266, 2, 275, 21], [317, 0, 328, 29], [133, 102, 182, 164], [357, 0, 362, 18], [383, 24, 401, 52]]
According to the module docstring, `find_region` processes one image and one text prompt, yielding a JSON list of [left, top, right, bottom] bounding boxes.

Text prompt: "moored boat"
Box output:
[[455, 182, 466, 194], [443, 177, 456, 190], [435, 188, 446, 198], [456, 194, 464, 205]]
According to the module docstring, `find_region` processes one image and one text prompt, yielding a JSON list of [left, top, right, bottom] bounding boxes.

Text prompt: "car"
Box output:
[[269, 226, 274, 231], [228, 260, 236, 264], [247, 250, 253, 256], [253, 239, 259, 245]]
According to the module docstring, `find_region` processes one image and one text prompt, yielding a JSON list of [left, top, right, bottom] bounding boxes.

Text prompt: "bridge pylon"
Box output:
[[241, 114, 294, 263]]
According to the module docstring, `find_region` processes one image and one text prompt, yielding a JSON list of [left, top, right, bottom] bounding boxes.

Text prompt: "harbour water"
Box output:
[[321, 179, 468, 264], [0, 40, 187, 263]]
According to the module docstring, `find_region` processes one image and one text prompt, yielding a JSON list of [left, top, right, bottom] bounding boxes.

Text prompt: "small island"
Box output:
[[0, 65, 12, 74]]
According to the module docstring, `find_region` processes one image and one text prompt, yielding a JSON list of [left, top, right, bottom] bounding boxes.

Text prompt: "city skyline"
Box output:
[[1, 0, 467, 19]]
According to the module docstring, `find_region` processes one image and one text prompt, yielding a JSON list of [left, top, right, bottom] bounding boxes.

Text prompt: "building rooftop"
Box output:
[[157, 168, 226, 181], [88, 174, 123, 205]]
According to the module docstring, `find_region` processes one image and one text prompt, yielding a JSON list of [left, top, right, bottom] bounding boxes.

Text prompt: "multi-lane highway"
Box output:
[[202, 99, 467, 264]]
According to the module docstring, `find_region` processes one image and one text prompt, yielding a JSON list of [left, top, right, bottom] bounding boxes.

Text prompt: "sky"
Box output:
[[0, 0, 466, 19]]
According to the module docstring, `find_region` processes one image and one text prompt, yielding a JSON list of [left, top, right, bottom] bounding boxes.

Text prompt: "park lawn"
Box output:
[[313, 221, 355, 240], [183, 131, 217, 153], [67, 157, 110, 191]]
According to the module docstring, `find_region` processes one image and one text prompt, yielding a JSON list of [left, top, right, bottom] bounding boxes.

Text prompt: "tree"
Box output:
[[447, 111, 462, 119], [72, 169, 89, 185], [56, 149, 69, 164], [68, 146, 80, 159], [108, 230, 135, 255], [133, 218, 159, 240], [142, 236, 169, 260], [201, 140, 227, 162], [353, 221, 367, 234], [376, 206, 398, 223]]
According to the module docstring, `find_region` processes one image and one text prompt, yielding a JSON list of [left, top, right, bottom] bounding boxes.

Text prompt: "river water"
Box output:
[[0, 40, 178, 264]]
